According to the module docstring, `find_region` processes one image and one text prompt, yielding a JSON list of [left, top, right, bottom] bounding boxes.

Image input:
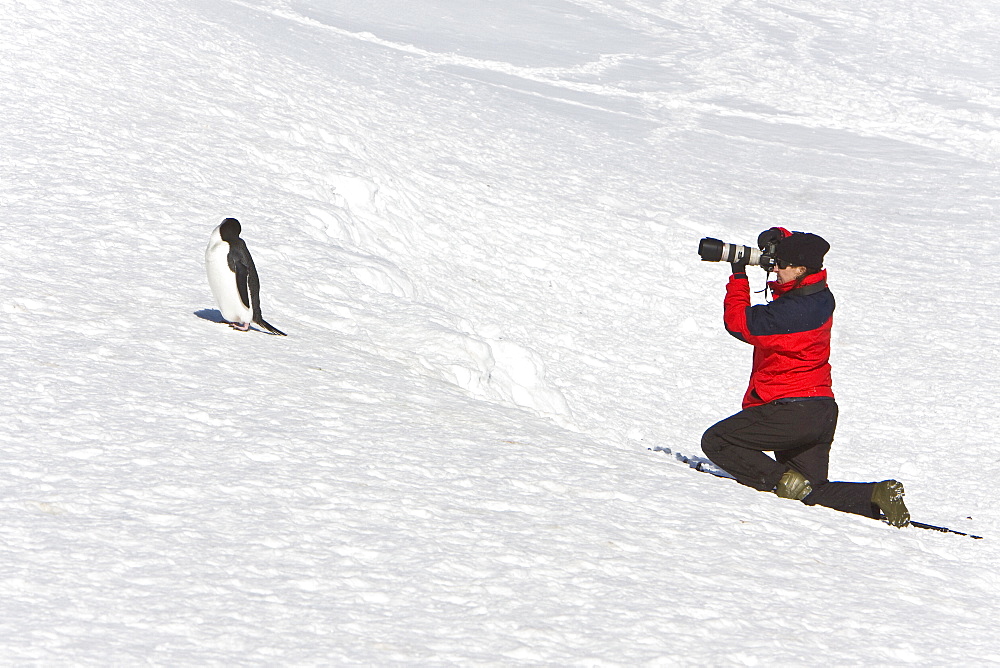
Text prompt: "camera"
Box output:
[[698, 230, 781, 271]]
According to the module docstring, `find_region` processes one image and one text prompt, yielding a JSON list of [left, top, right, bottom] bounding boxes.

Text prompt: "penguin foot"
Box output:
[[228, 322, 251, 331]]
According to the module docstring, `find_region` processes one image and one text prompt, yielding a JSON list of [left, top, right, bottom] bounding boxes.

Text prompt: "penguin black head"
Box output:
[[219, 218, 241, 242]]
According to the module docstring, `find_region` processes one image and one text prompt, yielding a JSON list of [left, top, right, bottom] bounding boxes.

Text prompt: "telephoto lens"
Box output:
[[698, 237, 762, 266]]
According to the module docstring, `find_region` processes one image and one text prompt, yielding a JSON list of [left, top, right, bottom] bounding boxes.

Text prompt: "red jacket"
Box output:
[[723, 270, 835, 408]]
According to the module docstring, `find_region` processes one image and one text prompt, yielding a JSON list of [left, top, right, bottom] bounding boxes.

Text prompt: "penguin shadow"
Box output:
[[195, 309, 226, 324], [193, 309, 284, 335]]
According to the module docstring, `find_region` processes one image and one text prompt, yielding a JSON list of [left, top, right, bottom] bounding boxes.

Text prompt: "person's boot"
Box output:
[[775, 469, 812, 500], [871, 480, 910, 527]]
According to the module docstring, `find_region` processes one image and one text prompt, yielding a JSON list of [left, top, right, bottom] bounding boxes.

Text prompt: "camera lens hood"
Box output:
[[699, 237, 724, 262]]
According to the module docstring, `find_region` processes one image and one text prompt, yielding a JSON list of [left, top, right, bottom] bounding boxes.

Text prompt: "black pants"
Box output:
[[701, 399, 879, 519]]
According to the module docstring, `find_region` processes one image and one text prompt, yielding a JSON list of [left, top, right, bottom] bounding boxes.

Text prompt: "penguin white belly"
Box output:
[[205, 234, 252, 324]]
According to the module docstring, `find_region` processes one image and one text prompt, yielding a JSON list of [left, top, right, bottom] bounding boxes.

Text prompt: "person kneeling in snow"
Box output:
[[701, 229, 910, 527]]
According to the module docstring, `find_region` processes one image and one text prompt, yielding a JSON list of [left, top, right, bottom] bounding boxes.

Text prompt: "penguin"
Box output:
[[205, 218, 286, 335]]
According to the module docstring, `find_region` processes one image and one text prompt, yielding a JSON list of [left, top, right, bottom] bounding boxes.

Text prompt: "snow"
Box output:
[[2, 0, 999, 663]]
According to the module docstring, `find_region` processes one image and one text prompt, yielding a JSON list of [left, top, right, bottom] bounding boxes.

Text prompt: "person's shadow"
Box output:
[[649, 446, 735, 479]]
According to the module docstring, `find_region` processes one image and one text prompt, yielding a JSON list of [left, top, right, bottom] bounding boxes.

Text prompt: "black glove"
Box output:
[[757, 228, 784, 249], [730, 248, 749, 275]]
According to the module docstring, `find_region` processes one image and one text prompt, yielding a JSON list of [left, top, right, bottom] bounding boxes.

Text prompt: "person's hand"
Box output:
[[730, 258, 748, 275], [757, 227, 785, 249]]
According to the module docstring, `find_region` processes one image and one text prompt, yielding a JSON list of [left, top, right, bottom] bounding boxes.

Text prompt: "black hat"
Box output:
[[775, 233, 829, 271]]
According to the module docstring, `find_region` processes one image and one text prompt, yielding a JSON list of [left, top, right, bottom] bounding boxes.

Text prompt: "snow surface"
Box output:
[[3, 0, 1000, 663]]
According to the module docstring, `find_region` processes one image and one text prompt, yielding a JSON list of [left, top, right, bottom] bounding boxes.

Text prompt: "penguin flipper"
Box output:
[[231, 238, 284, 335], [229, 242, 254, 310]]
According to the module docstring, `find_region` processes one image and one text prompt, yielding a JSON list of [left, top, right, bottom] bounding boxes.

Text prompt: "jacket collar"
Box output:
[[768, 268, 828, 297]]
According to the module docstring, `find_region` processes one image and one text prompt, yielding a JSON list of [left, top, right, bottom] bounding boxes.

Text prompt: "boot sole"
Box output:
[[872, 480, 910, 527]]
